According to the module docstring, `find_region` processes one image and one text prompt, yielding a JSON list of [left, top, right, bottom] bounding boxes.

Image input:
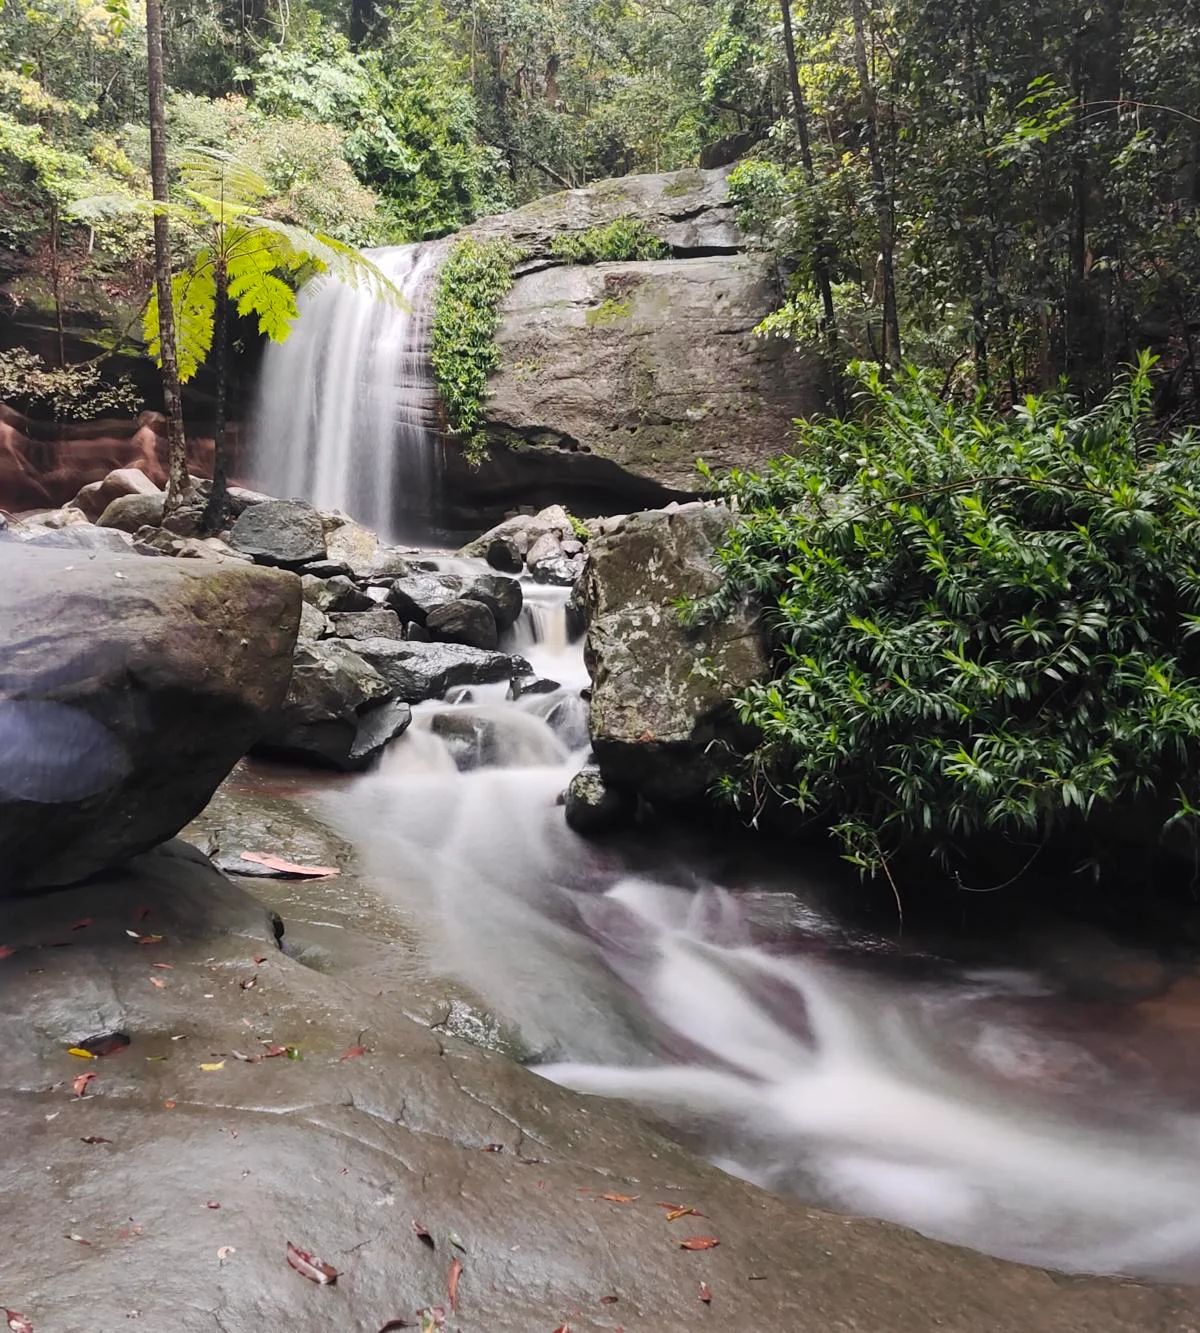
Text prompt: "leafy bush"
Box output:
[[549, 215, 668, 264], [430, 237, 524, 465], [694, 354, 1200, 872], [0, 348, 142, 421]]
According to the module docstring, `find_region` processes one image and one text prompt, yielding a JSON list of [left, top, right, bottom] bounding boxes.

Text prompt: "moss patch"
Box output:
[[586, 296, 634, 327], [663, 169, 705, 198]]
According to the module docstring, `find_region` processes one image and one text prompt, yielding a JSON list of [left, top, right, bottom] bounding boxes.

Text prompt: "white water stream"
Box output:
[[326, 575, 1200, 1282], [247, 243, 443, 541]]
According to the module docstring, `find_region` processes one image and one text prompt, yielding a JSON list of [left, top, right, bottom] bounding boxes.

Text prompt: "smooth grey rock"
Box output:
[[458, 506, 573, 560], [226, 484, 273, 514], [508, 673, 561, 700], [23, 524, 132, 552], [328, 609, 405, 641], [348, 697, 412, 763], [229, 498, 327, 567], [298, 600, 329, 641], [96, 491, 167, 532], [463, 571, 523, 630], [526, 531, 565, 569], [564, 762, 636, 834], [425, 597, 499, 650], [386, 572, 464, 624], [300, 574, 373, 613], [532, 553, 585, 586], [67, 467, 161, 521], [585, 502, 767, 803], [322, 512, 380, 576], [362, 549, 414, 583], [0, 545, 299, 892], [298, 558, 353, 579], [353, 638, 516, 702], [485, 535, 523, 572]]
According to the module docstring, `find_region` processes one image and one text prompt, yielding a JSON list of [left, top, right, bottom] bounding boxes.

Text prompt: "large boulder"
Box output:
[[462, 570, 523, 630], [327, 609, 405, 641], [584, 502, 768, 805], [255, 640, 410, 771], [353, 637, 517, 702], [229, 498, 327, 567], [0, 545, 299, 892], [96, 490, 167, 532], [386, 572, 464, 623], [425, 597, 499, 650], [67, 466, 161, 521], [564, 760, 637, 834], [22, 524, 132, 553]]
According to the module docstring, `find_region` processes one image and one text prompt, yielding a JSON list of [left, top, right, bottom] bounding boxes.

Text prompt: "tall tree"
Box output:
[[144, 0, 191, 513]]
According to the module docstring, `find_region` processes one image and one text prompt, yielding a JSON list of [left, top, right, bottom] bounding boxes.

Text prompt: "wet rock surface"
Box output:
[[425, 597, 500, 650], [229, 498, 328, 567], [0, 545, 300, 893], [584, 502, 767, 805], [353, 637, 520, 702]]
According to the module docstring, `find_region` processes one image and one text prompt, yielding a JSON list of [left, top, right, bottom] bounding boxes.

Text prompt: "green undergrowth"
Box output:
[[689, 352, 1200, 877], [549, 215, 669, 264], [430, 237, 525, 466]]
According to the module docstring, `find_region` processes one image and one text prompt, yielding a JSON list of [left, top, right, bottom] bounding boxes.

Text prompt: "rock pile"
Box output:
[[459, 503, 587, 586]]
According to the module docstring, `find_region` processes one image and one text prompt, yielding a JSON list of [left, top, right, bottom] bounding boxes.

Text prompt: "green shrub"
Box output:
[[693, 353, 1200, 873], [549, 215, 669, 264], [430, 237, 524, 465]]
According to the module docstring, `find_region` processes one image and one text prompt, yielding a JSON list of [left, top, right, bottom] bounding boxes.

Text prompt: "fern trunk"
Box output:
[[145, 0, 191, 515], [202, 259, 230, 535]]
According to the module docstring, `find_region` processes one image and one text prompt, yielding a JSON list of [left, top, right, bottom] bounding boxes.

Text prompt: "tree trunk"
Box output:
[[145, 0, 190, 514], [849, 0, 901, 367], [779, 0, 845, 414], [49, 201, 65, 367], [202, 259, 230, 535]]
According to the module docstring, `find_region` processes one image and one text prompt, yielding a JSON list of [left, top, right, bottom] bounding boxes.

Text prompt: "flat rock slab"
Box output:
[[1, 841, 1197, 1332]]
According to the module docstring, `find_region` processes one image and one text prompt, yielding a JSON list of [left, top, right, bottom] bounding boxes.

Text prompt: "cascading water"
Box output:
[[247, 243, 443, 542], [323, 567, 1200, 1282]]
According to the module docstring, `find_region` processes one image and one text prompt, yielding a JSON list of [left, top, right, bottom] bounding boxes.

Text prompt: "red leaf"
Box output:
[[253, 955, 268, 965], [6, 1311, 33, 1333], [286, 1242, 338, 1285], [137, 934, 164, 945], [412, 1220, 435, 1249], [339, 1045, 368, 1061], [679, 1236, 720, 1251], [71, 918, 94, 930], [598, 1193, 639, 1204], [240, 852, 339, 878], [447, 1257, 462, 1314], [72, 1072, 96, 1098], [152, 962, 173, 970], [599, 1295, 619, 1304], [480, 1143, 503, 1152], [552, 1325, 571, 1333], [0, 946, 14, 961], [80, 1135, 111, 1145], [699, 1282, 712, 1304], [260, 1044, 288, 1058], [205, 1201, 221, 1210], [163, 1100, 176, 1110]]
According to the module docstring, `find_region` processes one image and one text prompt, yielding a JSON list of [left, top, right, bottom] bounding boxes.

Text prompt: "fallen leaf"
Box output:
[[0, 946, 14, 960], [598, 1193, 639, 1204], [163, 1100, 176, 1110], [699, 1281, 713, 1304], [551, 1325, 571, 1333], [80, 1135, 111, 1144], [412, 1220, 434, 1249], [253, 955, 268, 965], [417, 1309, 445, 1331], [447, 1256, 462, 1313], [260, 1043, 288, 1058], [149, 977, 166, 989], [339, 1045, 368, 1061], [145, 1055, 168, 1063], [230, 1050, 262, 1064], [72, 1072, 96, 1098], [199, 1061, 225, 1072], [480, 1143, 503, 1152], [240, 852, 339, 878], [137, 934, 164, 945], [286, 1046, 301, 1060], [600, 1295, 619, 1304], [679, 1236, 720, 1251], [206, 1201, 221, 1210], [338, 1167, 349, 1176], [66, 1048, 96, 1060], [71, 918, 94, 930], [6, 1311, 33, 1333], [75, 1032, 131, 1058], [665, 1206, 701, 1222], [239, 976, 258, 990], [447, 1231, 466, 1252], [65, 1233, 91, 1246], [286, 1242, 338, 1285], [152, 962, 173, 970], [217, 1246, 236, 1263]]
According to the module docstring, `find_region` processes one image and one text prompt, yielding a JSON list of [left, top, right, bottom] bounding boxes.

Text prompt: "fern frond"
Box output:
[[178, 146, 270, 209], [144, 263, 216, 381], [248, 216, 405, 309]]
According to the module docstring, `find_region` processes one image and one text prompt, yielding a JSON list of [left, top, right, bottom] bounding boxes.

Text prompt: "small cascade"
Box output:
[[247, 243, 443, 542]]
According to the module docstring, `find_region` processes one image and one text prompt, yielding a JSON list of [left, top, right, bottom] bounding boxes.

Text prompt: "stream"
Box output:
[[212, 565, 1200, 1284]]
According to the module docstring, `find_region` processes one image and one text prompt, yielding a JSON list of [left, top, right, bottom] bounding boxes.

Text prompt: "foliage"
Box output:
[[430, 237, 524, 464], [549, 216, 668, 264], [694, 353, 1200, 872], [0, 346, 141, 419]]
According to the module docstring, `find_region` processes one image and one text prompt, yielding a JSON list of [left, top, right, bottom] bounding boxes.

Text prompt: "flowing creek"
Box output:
[[197, 565, 1200, 1284]]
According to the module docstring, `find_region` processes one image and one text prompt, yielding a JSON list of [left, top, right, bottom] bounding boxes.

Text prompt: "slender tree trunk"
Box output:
[[779, 0, 845, 414], [202, 259, 230, 535], [145, 0, 190, 513], [49, 200, 65, 366], [849, 0, 901, 366]]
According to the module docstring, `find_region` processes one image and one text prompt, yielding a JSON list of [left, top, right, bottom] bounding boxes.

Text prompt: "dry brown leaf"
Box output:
[[286, 1242, 338, 1285], [412, 1220, 435, 1249], [72, 1072, 95, 1098], [339, 1045, 369, 1061], [598, 1193, 639, 1204], [679, 1236, 720, 1251], [447, 1256, 463, 1313], [664, 1206, 701, 1222], [163, 1100, 177, 1110], [149, 977, 166, 989], [80, 1135, 111, 1145], [699, 1281, 712, 1304]]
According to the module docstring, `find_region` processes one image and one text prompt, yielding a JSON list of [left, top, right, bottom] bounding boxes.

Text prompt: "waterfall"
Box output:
[[247, 243, 443, 542]]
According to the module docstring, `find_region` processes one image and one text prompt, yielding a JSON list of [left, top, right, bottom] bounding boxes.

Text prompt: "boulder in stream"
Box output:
[[463, 570, 523, 630], [228, 498, 327, 567], [353, 637, 517, 702], [425, 597, 500, 650], [564, 760, 637, 834], [0, 545, 300, 892], [96, 490, 167, 532], [386, 571, 465, 623], [327, 608, 405, 641], [584, 501, 767, 804]]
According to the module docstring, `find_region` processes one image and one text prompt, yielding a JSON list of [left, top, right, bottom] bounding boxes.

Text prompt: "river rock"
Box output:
[[564, 761, 636, 834], [298, 600, 329, 640], [509, 673, 561, 699], [328, 608, 405, 641], [362, 548, 414, 583], [485, 535, 523, 572], [300, 573, 373, 613], [386, 572, 464, 623], [255, 640, 408, 771], [584, 501, 767, 804], [67, 466, 161, 521], [532, 553, 585, 586], [0, 545, 299, 892], [96, 490, 167, 531], [322, 511, 380, 575], [229, 498, 327, 567], [425, 597, 499, 650], [463, 571, 523, 630], [22, 523, 132, 553], [353, 638, 516, 702]]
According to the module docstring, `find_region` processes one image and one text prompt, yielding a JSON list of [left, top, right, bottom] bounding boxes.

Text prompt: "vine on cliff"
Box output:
[[430, 237, 525, 466]]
